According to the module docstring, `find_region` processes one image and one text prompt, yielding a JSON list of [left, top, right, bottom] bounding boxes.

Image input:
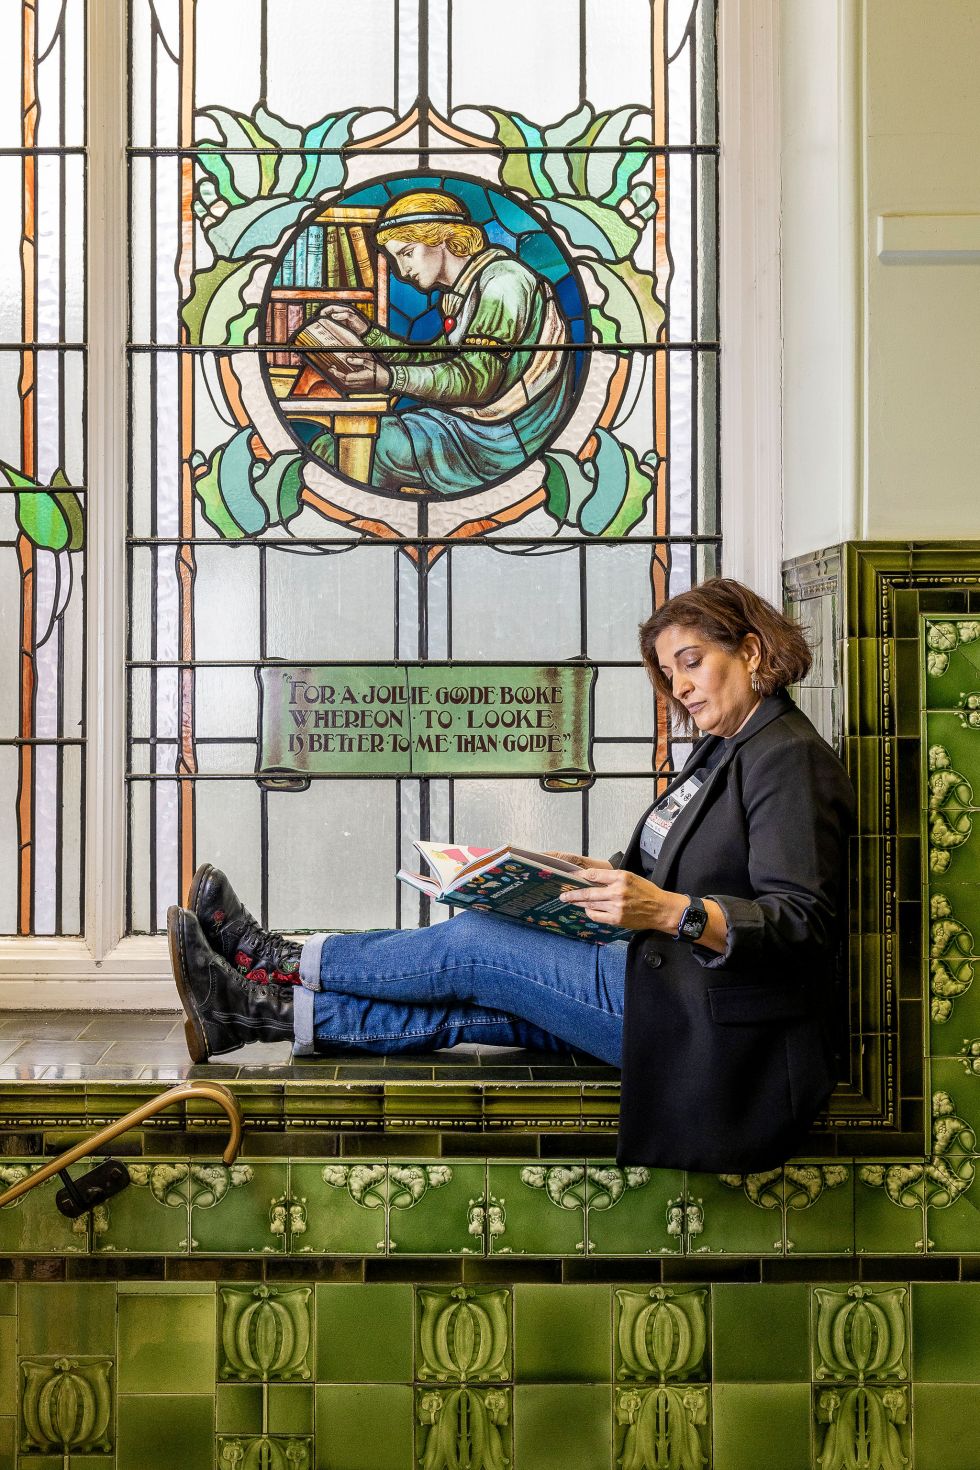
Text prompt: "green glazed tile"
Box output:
[[615, 1285, 708, 1383], [913, 1384, 980, 1470], [268, 1384, 314, 1435], [854, 1164, 927, 1254], [811, 1282, 909, 1382], [815, 1383, 910, 1468], [925, 1184, 980, 1253], [0, 1417, 13, 1470], [514, 1385, 612, 1470], [316, 1283, 414, 1384], [781, 1163, 854, 1255], [19, 1283, 115, 1355], [416, 1285, 512, 1384], [386, 1160, 486, 1256], [487, 1163, 589, 1256], [0, 1319, 15, 1411], [922, 616, 980, 711], [924, 715, 980, 885], [289, 1162, 389, 1255], [684, 1173, 786, 1255], [314, 1385, 414, 1470], [218, 1436, 314, 1468], [0, 1171, 88, 1256], [929, 1058, 980, 1150], [713, 1383, 811, 1470], [712, 1284, 810, 1382], [215, 1384, 263, 1435], [514, 1284, 610, 1382], [583, 1161, 683, 1256], [190, 1160, 288, 1254], [116, 1394, 214, 1470], [93, 1159, 192, 1255], [219, 1283, 313, 1381], [912, 1283, 980, 1380], [117, 1290, 216, 1394], [0, 1284, 14, 1313]]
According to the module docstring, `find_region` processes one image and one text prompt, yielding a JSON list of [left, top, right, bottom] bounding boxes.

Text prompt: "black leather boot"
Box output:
[[168, 906, 296, 1063], [187, 863, 302, 985]]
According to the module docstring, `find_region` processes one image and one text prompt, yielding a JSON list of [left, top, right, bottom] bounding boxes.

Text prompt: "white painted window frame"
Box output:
[[0, 0, 793, 1006]]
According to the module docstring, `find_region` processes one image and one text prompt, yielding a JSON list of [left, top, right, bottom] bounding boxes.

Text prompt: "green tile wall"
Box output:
[[0, 1280, 977, 1467]]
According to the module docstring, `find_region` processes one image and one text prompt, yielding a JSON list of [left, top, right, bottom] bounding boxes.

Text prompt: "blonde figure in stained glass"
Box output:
[[298, 190, 574, 495]]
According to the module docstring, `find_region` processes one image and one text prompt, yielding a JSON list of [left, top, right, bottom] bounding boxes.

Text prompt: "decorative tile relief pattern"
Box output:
[[812, 1286, 911, 1470], [614, 1287, 711, 1470], [19, 1356, 114, 1456]]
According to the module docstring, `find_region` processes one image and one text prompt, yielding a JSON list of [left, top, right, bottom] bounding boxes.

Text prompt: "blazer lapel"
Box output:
[[650, 692, 796, 887]]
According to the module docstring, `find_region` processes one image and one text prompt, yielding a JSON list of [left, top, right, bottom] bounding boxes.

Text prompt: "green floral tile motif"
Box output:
[[217, 1436, 312, 1468], [0, 1167, 88, 1255], [487, 1163, 586, 1256], [930, 1062, 980, 1149], [290, 1161, 455, 1255], [94, 1161, 193, 1254], [488, 1162, 653, 1256], [416, 1286, 511, 1384], [584, 1161, 683, 1256], [925, 723, 980, 882], [19, 1356, 113, 1455], [685, 1172, 785, 1255], [388, 1162, 486, 1256], [925, 1186, 980, 1253], [416, 1386, 512, 1470], [812, 1285, 910, 1470], [191, 1162, 288, 1254], [218, 1285, 312, 1381], [855, 1165, 926, 1255], [929, 889, 976, 1028], [613, 1288, 709, 1470], [713, 1165, 852, 1256], [923, 618, 980, 708]]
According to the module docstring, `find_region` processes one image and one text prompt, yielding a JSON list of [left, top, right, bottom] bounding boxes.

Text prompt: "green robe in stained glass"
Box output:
[[360, 246, 573, 495]]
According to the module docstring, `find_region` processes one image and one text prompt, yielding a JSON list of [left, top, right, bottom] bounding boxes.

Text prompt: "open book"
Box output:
[[291, 313, 373, 386], [397, 841, 631, 945]]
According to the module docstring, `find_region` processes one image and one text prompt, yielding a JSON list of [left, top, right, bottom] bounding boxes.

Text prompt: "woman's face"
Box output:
[[653, 624, 761, 737], [382, 238, 445, 292]]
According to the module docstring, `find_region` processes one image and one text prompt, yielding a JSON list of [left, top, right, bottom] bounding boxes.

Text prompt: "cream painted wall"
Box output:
[[781, 0, 980, 556]]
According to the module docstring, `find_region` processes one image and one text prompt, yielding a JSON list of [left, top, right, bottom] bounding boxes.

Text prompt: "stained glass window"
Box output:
[[0, 1, 86, 935], [128, 0, 719, 934]]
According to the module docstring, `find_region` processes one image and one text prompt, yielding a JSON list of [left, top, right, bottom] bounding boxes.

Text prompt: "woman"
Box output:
[[303, 188, 574, 495], [168, 578, 855, 1171]]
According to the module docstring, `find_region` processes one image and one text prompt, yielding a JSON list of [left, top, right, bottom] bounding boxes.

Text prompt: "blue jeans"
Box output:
[[293, 909, 627, 1065]]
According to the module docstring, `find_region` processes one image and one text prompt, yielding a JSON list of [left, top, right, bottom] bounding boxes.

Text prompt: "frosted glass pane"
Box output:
[[36, 0, 86, 148], [195, 776, 263, 921], [129, 777, 152, 932], [449, 547, 581, 661], [196, 740, 258, 775], [584, 0, 653, 112], [585, 546, 657, 662], [587, 777, 658, 862], [0, 746, 17, 933], [0, 11, 21, 147], [451, 0, 580, 118], [60, 743, 83, 934], [593, 666, 655, 740], [196, 665, 259, 739], [267, 779, 398, 931], [265, 546, 397, 661], [266, 0, 398, 122], [451, 779, 584, 855], [193, 546, 261, 661], [0, 160, 23, 340], [0, 546, 21, 739]]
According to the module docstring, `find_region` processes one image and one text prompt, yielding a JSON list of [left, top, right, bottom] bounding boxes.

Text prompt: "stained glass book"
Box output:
[[397, 843, 630, 945]]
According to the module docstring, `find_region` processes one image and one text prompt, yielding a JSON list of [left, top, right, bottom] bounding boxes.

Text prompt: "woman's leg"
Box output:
[[295, 910, 626, 1065], [295, 989, 570, 1058]]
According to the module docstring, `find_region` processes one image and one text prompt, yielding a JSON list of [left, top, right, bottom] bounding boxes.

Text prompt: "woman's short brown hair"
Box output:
[[639, 577, 812, 731]]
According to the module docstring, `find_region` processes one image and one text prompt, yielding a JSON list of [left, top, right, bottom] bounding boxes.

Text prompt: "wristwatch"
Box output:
[[676, 895, 709, 943]]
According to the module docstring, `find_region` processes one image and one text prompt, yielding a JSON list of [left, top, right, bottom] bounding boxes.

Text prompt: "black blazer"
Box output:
[[615, 690, 855, 1172]]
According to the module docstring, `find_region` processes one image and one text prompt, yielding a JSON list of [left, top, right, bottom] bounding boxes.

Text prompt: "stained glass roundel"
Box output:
[[258, 173, 588, 499]]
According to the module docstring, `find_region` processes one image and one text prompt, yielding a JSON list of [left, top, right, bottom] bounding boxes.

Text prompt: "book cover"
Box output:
[[397, 842, 630, 945]]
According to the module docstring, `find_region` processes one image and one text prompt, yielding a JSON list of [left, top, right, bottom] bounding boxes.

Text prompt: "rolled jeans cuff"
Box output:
[[294, 935, 329, 1055]]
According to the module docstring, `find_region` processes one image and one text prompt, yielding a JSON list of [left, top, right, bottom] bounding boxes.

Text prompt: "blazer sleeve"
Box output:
[[694, 731, 854, 970]]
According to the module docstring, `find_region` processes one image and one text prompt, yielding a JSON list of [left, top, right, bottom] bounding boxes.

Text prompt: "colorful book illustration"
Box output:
[[397, 842, 631, 945]]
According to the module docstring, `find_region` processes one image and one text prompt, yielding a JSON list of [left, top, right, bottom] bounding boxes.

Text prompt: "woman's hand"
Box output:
[[559, 869, 686, 934], [327, 356, 392, 391]]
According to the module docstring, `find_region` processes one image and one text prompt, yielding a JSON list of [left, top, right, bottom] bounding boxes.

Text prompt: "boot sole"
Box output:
[[187, 861, 214, 915], [167, 905, 210, 1064]]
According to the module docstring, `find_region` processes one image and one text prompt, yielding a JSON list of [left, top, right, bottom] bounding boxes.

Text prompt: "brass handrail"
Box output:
[[0, 1080, 243, 1209]]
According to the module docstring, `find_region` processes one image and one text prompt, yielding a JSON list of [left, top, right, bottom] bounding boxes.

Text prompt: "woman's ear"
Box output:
[[741, 632, 763, 673]]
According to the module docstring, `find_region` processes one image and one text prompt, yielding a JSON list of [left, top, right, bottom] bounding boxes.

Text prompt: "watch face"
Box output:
[[679, 902, 708, 940]]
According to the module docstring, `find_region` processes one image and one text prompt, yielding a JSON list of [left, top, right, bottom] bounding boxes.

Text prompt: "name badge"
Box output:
[[639, 775, 705, 864]]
